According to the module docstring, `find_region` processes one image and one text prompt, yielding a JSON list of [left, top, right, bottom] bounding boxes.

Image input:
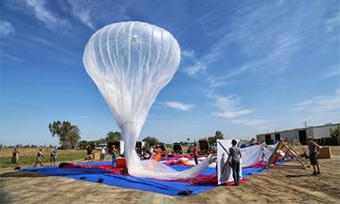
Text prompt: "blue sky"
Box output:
[[1, 0, 339, 146]]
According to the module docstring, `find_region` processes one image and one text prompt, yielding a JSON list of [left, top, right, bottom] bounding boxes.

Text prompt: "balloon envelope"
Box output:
[[83, 21, 210, 180], [83, 21, 180, 129]]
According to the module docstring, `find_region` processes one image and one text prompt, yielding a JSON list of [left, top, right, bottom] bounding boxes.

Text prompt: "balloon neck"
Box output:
[[119, 120, 143, 127], [120, 121, 143, 167]]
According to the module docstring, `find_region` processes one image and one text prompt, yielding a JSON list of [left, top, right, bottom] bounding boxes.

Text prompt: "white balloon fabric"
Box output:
[[83, 21, 210, 180]]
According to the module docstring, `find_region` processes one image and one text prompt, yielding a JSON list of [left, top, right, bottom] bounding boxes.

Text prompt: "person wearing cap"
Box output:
[[307, 136, 321, 175]]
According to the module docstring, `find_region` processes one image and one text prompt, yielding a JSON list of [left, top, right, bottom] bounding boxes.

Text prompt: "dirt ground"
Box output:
[[1, 147, 339, 204]]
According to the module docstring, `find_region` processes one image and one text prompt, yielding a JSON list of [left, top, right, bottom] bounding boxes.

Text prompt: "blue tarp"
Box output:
[[21, 162, 272, 196]]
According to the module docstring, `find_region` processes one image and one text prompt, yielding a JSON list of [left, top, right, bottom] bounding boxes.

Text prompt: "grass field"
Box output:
[[0, 148, 87, 168]]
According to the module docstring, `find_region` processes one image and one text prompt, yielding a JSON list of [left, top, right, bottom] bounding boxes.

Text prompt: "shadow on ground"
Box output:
[[285, 174, 311, 178], [0, 187, 12, 203], [273, 165, 307, 169], [0, 171, 47, 178]]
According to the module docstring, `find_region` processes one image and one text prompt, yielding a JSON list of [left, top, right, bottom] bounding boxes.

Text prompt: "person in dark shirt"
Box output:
[[227, 140, 242, 186], [193, 143, 199, 165], [12, 148, 19, 164], [307, 136, 321, 176], [86, 145, 93, 162]]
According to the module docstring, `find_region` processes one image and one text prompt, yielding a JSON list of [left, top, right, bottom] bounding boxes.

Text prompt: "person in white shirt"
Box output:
[[100, 146, 106, 161]]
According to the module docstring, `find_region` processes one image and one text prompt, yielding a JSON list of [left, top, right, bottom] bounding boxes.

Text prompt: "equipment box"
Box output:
[[319, 147, 331, 159], [92, 152, 101, 160]]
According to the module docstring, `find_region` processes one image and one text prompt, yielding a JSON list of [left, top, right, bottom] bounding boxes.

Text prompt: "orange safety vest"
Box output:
[[153, 148, 162, 162]]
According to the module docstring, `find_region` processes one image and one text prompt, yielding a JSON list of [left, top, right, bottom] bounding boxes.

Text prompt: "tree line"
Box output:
[[47, 120, 229, 149], [48, 120, 163, 149]]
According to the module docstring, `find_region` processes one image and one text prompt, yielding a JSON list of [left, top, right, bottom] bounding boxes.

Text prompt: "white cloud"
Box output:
[[231, 118, 268, 128], [206, 75, 232, 88], [181, 61, 207, 77], [180, 45, 222, 77], [322, 66, 340, 79], [325, 11, 340, 32], [165, 101, 194, 112], [294, 89, 340, 113], [210, 94, 268, 127], [64, 0, 130, 30], [292, 88, 340, 126], [0, 49, 23, 62], [222, 9, 303, 79], [183, 1, 327, 83], [214, 109, 253, 120], [0, 21, 15, 37], [180, 49, 207, 77], [212, 95, 253, 119], [24, 0, 71, 31], [66, 0, 95, 30], [181, 49, 195, 59]]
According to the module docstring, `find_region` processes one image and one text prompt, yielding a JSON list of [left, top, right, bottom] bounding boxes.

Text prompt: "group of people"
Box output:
[[86, 144, 163, 167], [227, 136, 322, 186], [87, 145, 119, 167], [11, 136, 320, 185], [34, 147, 58, 167], [11, 147, 58, 167], [140, 145, 162, 161]]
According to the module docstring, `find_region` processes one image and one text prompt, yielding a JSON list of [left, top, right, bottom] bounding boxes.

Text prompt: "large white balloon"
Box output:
[[83, 21, 209, 180]]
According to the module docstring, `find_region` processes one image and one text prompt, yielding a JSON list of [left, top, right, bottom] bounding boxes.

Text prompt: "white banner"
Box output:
[[240, 144, 263, 168], [217, 140, 242, 185]]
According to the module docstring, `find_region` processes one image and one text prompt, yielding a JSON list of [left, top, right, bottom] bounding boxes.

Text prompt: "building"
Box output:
[[256, 123, 340, 145]]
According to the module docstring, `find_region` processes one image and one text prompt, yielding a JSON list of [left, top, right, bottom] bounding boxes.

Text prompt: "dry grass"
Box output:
[[0, 148, 87, 168], [0, 146, 339, 204]]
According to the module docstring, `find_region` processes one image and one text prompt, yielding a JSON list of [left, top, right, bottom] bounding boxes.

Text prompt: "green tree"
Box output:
[[78, 140, 89, 150], [215, 130, 224, 139], [142, 136, 159, 146], [106, 131, 121, 142], [48, 121, 81, 149], [330, 125, 340, 144]]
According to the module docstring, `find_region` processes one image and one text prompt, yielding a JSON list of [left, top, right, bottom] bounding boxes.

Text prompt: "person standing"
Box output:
[[34, 149, 44, 167], [100, 146, 106, 161], [86, 145, 93, 162], [149, 146, 154, 159], [227, 140, 242, 186], [152, 145, 162, 162], [307, 136, 321, 175], [11, 148, 19, 164], [50, 147, 57, 166], [142, 145, 150, 159], [193, 143, 199, 165], [112, 145, 118, 167]]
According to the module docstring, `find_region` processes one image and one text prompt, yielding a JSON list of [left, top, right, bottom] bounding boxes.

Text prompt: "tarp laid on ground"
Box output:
[[21, 161, 272, 196]]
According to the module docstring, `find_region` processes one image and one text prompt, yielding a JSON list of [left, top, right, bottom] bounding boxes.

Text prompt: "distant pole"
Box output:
[[304, 121, 307, 128]]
